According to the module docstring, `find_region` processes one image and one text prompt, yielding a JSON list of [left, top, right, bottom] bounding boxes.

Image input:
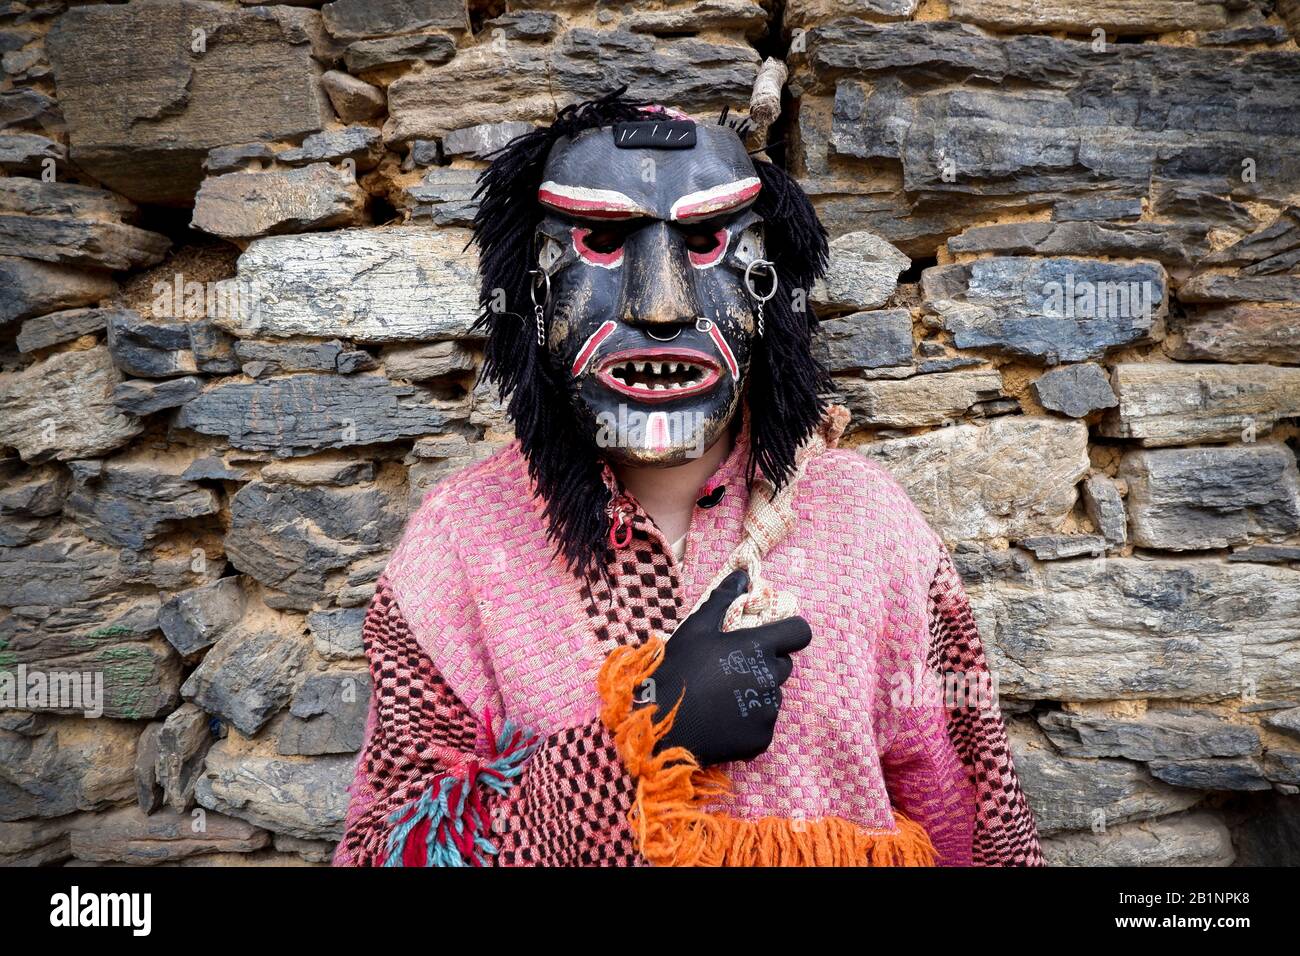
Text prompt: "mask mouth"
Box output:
[[596, 347, 721, 403]]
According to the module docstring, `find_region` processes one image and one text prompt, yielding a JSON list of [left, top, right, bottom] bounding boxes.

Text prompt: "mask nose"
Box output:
[[621, 221, 701, 328]]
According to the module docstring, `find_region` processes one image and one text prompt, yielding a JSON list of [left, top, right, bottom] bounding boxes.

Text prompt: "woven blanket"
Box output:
[[334, 412, 1043, 866]]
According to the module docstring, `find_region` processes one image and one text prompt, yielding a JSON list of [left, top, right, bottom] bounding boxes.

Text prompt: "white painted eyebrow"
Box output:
[[537, 181, 650, 219], [670, 177, 762, 223]]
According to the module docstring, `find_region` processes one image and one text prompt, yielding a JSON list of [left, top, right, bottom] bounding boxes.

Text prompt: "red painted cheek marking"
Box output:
[[688, 230, 729, 269], [571, 320, 617, 377], [706, 323, 740, 380], [572, 227, 624, 268]]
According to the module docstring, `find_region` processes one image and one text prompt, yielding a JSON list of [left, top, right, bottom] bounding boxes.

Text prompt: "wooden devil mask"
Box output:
[[471, 91, 829, 574], [532, 115, 772, 466]]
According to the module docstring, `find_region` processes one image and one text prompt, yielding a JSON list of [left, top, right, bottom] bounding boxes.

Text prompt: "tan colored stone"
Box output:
[[839, 369, 1002, 428], [1101, 363, 1300, 447], [191, 164, 365, 239], [1168, 303, 1300, 364], [861, 416, 1089, 545], [0, 346, 143, 463], [948, 0, 1229, 34]]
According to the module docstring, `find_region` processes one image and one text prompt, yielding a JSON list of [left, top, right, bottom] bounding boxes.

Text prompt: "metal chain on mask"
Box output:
[[529, 268, 550, 348], [743, 258, 777, 338]]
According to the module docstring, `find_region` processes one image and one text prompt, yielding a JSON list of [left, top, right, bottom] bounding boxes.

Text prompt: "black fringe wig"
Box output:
[[470, 89, 831, 578]]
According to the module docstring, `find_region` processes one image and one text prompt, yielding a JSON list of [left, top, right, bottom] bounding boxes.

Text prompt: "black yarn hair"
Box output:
[[470, 89, 831, 578]]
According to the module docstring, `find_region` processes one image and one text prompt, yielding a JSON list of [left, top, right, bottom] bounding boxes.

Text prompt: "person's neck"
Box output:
[[614, 431, 733, 544]]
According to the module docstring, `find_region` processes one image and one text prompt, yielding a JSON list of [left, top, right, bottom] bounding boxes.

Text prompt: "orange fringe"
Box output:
[[597, 637, 937, 867]]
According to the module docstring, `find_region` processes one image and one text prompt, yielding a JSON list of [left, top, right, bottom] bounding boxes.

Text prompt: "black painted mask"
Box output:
[[534, 115, 768, 467]]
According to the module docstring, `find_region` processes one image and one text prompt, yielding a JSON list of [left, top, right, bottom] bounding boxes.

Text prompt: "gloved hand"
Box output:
[[639, 569, 812, 768]]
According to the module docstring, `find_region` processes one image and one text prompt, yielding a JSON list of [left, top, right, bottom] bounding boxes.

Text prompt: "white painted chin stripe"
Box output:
[[538, 182, 646, 219], [644, 412, 671, 451], [670, 177, 762, 222]]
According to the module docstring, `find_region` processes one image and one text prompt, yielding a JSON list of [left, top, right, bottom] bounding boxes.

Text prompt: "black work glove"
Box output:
[[639, 569, 813, 768]]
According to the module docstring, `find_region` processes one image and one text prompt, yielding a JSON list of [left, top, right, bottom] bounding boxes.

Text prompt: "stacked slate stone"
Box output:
[[1, 0, 1298, 867]]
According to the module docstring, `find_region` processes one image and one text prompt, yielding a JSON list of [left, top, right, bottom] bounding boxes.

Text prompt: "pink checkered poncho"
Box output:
[[334, 416, 1043, 867]]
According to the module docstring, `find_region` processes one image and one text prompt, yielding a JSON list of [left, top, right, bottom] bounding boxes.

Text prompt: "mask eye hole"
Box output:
[[572, 225, 627, 268], [680, 224, 723, 254], [583, 227, 627, 254]]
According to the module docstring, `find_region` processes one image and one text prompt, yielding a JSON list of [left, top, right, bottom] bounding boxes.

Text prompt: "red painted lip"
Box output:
[[596, 348, 722, 403]]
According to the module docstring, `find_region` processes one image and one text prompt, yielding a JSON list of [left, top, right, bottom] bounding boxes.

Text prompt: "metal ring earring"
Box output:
[[743, 258, 778, 338]]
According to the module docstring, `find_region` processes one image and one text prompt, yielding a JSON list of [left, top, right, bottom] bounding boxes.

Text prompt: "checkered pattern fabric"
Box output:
[[578, 521, 682, 655], [334, 581, 642, 866], [335, 417, 1042, 866], [495, 723, 640, 866], [924, 552, 1045, 866]]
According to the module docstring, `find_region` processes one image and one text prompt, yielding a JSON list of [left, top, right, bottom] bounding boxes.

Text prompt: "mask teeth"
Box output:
[[609, 359, 706, 391]]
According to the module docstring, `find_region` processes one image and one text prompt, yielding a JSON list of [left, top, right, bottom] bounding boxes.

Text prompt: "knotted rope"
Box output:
[[685, 404, 851, 631]]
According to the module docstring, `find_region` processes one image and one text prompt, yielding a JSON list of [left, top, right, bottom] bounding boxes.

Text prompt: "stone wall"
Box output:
[[2, 0, 1299, 866]]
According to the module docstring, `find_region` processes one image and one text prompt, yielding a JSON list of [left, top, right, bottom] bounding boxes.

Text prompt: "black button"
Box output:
[[696, 484, 726, 509]]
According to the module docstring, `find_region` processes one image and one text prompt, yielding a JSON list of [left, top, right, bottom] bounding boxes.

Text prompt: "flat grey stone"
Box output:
[[63, 458, 220, 550], [308, 607, 367, 661], [322, 0, 467, 40], [111, 376, 204, 415], [181, 624, 310, 736], [1031, 363, 1118, 418], [1120, 445, 1300, 551], [0, 256, 114, 326], [1017, 535, 1108, 560], [1148, 758, 1272, 791], [1038, 710, 1261, 761], [278, 671, 371, 755], [344, 31, 457, 73], [45, 1, 333, 203], [157, 702, 213, 812], [106, 310, 197, 378], [966, 557, 1300, 702], [158, 577, 249, 658], [16, 307, 110, 352], [1082, 473, 1127, 546], [224, 479, 407, 610], [813, 308, 913, 372], [196, 740, 351, 841], [175, 373, 464, 457], [924, 258, 1166, 363], [218, 227, 479, 343]]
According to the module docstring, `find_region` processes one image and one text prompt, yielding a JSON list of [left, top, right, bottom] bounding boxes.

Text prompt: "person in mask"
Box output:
[[335, 91, 1042, 868]]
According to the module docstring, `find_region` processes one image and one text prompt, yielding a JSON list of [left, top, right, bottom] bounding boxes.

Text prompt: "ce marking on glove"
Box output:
[[733, 684, 779, 719]]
